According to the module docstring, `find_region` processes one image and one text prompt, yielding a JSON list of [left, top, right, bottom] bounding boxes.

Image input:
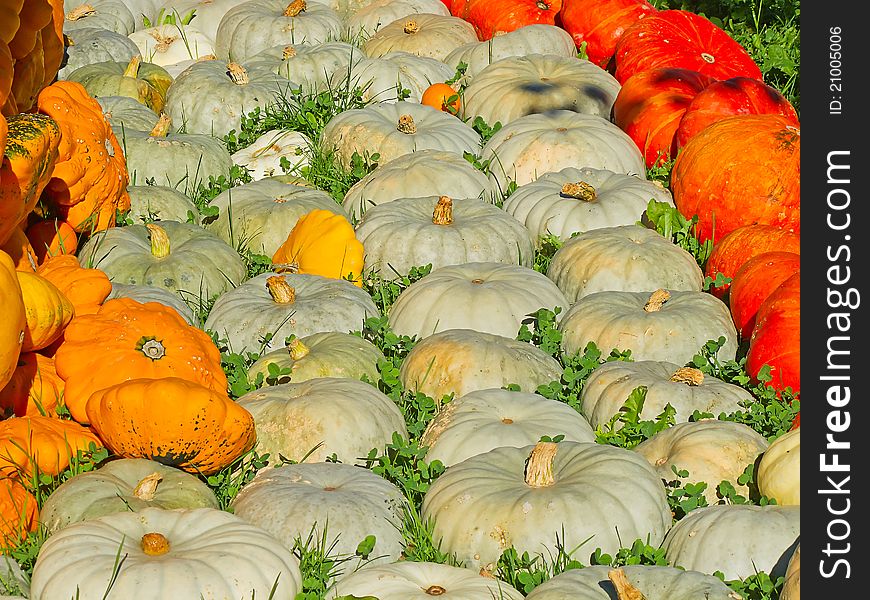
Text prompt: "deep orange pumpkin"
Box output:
[[0, 415, 101, 479], [612, 10, 762, 84], [675, 77, 799, 150], [558, 0, 657, 67], [0, 351, 64, 417], [25, 218, 78, 263], [459, 0, 563, 40], [671, 114, 800, 247], [729, 251, 801, 339], [747, 272, 800, 397], [704, 224, 800, 299], [612, 67, 716, 168], [0, 477, 37, 550], [421, 83, 461, 114]]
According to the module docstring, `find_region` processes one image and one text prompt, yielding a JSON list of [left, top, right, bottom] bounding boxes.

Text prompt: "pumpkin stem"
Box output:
[[700, 52, 715, 64], [432, 196, 453, 225], [136, 337, 167, 360], [141, 532, 171, 556], [197, 54, 216, 62], [124, 55, 142, 79], [66, 4, 96, 20], [536, 1, 550, 9], [397, 114, 417, 134], [149, 113, 172, 137], [288, 337, 309, 360], [608, 568, 647, 600], [643, 289, 670, 312], [267, 275, 296, 304], [148, 30, 178, 54], [669, 367, 704, 386], [282, 45, 297, 59], [146, 224, 171, 258], [403, 19, 420, 34], [283, 0, 306, 17], [226, 62, 250, 85], [133, 473, 163, 500], [524, 441, 557, 487], [561, 181, 596, 202], [64, 34, 76, 47], [425, 586, 446, 596]]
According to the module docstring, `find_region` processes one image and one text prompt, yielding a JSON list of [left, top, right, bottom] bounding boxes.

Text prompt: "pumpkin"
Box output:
[[98, 94, 161, 134], [157, 0, 240, 42], [272, 209, 365, 286], [64, 56, 173, 113], [247, 331, 384, 387], [16, 270, 74, 352], [363, 14, 478, 62], [675, 76, 800, 150], [781, 543, 800, 600], [77, 220, 246, 304], [0, 227, 37, 272], [29, 507, 303, 600], [670, 114, 800, 247], [232, 462, 409, 577], [348, 0, 450, 39], [421, 388, 595, 467], [746, 272, 800, 396], [634, 420, 769, 506], [247, 41, 361, 95], [53, 297, 228, 424], [613, 10, 763, 84], [24, 219, 77, 263], [558, 289, 738, 364], [0, 478, 37, 550], [204, 272, 379, 355], [0, 251, 26, 390], [729, 251, 801, 338], [36, 80, 130, 234], [61, 0, 137, 36], [86, 377, 256, 475], [56, 26, 138, 80], [399, 328, 563, 401], [236, 377, 408, 465], [662, 504, 800, 580], [0, 415, 101, 479], [330, 51, 455, 105], [38, 457, 219, 533], [480, 110, 645, 196], [35, 253, 112, 316], [126, 185, 199, 225], [458, 0, 563, 40], [502, 167, 674, 245], [0, 352, 64, 417], [422, 441, 671, 572], [128, 24, 216, 67], [612, 67, 716, 168], [107, 283, 197, 326], [0, 113, 62, 246], [756, 427, 799, 506], [0, 553, 29, 597], [558, 0, 657, 68], [546, 225, 703, 302], [343, 149, 495, 220], [328, 561, 524, 599], [580, 362, 753, 430], [355, 196, 535, 277], [704, 224, 800, 299], [320, 102, 481, 168], [204, 179, 344, 257], [421, 82, 460, 114], [231, 129, 311, 181], [388, 262, 569, 341]]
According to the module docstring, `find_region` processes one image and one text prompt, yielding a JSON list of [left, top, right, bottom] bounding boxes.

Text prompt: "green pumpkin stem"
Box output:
[[146, 224, 171, 257], [608, 568, 647, 600], [524, 441, 557, 487], [560, 181, 596, 202], [124, 55, 142, 79], [141, 532, 171, 556], [432, 196, 453, 225]]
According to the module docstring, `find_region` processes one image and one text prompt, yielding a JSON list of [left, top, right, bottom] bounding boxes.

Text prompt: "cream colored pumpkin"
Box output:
[[362, 14, 478, 62], [158, 0, 240, 41], [757, 427, 800, 505], [347, 0, 450, 40], [388, 262, 569, 341], [247, 42, 361, 94], [399, 328, 563, 401], [126, 185, 199, 224], [236, 377, 408, 465], [128, 24, 216, 67], [231, 129, 312, 180], [329, 51, 454, 104], [781, 543, 800, 600], [63, 0, 137, 36]]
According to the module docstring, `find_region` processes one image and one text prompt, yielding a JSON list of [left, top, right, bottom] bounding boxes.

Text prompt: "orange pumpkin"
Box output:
[[36, 80, 131, 234], [35, 253, 112, 316], [0, 415, 101, 479], [272, 209, 365, 287], [457, 0, 563, 40], [421, 83, 461, 114], [54, 298, 229, 424], [747, 271, 800, 397], [0, 225, 37, 272], [25, 218, 78, 263], [0, 249, 26, 391], [0, 477, 37, 550], [17, 270, 74, 352], [729, 251, 801, 339], [86, 377, 256, 476], [0, 351, 64, 417]]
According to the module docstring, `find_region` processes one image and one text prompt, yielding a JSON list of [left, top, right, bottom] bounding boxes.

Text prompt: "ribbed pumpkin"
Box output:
[[729, 251, 801, 339], [272, 209, 365, 287], [670, 115, 800, 247], [0, 351, 64, 417], [24, 219, 77, 263], [35, 253, 112, 316], [0, 477, 38, 549], [0, 415, 101, 479], [558, 0, 657, 67], [36, 80, 131, 234], [86, 378, 256, 475], [0, 249, 26, 390], [746, 272, 800, 397], [456, 0, 563, 40], [16, 270, 74, 352], [0, 225, 37, 272], [53, 298, 228, 424], [64, 55, 173, 113]]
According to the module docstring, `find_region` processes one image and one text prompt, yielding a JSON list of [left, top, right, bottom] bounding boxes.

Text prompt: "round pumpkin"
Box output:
[[24, 219, 78, 263], [16, 270, 74, 352], [34, 253, 112, 316], [558, 0, 657, 68], [57, 26, 138, 79], [329, 51, 454, 104], [348, 0, 450, 39], [458, 0, 562, 40], [62, 0, 137, 36], [64, 56, 173, 113], [746, 272, 800, 396], [156, 0, 239, 41], [126, 185, 200, 225], [421, 82, 460, 114], [729, 251, 801, 339], [362, 13, 478, 62], [0, 477, 37, 551], [0, 415, 101, 479], [0, 227, 38, 273], [128, 24, 215, 67], [756, 427, 799, 506], [247, 41, 360, 95], [230, 129, 312, 181], [98, 94, 161, 134], [107, 282, 197, 325], [0, 352, 64, 418]]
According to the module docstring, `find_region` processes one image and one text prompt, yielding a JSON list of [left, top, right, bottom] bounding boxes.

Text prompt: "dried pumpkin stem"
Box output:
[[66, 4, 96, 20], [226, 62, 249, 85], [282, 45, 297, 59], [141, 532, 171, 556], [133, 473, 163, 501], [283, 0, 306, 17], [524, 441, 558, 487], [149, 113, 172, 137], [425, 586, 446, 596], [403, 19, 420, 34], [432, 196, 453, 225], [267, 275, 296, 304], [560, 181, 597, 202], [608, 568, 646, 600], [146, 224, 171, 257], [536, 1, 551, 9], [124, 55, 142, 78], [669, 367, 704, 386], [397, 114, 417, 134], [149, 31, 178, 53], [197, 54, 216, 62], [643, 289, 670, 312], [288, 337, 309, 360]]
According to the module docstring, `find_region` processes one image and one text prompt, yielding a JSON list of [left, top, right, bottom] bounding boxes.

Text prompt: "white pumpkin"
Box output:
[[0, 557, 28, 600], [231, 129, 312, 180], [247, 42, 361, 94], [58, 27, 140, 80], [781, 543, 800, 600], [347, 0, 450, 40], [126, 184, 199, 224], [329, 51, 454, 104], [128, 24, 216, 67], [362, 13, 478, 62], [63, 0, 137, 36], [757, 427, 800, 505], [388, 262, 569, 341], [158, 0, 239, 41]]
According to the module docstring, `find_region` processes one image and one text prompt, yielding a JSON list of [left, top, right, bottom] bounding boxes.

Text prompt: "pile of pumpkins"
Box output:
[[2, 0, 800, 598]]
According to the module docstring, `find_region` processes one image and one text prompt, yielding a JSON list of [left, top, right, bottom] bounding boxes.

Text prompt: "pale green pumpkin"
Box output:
[[65, 56, 173, 113], [98, 95, 161, 135], [347, 0, 450, 40], [126, 185, 199, 224], [58, 27, 139, 80], [328, 51, 454, 104], [63, 0, 137, 35], [108, 283, 197, 325], [362, 13, 478, 62], [247, 42, 361, 95]]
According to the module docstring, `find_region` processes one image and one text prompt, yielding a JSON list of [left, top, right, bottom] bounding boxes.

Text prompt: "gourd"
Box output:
[[16, 270, 74, 352], [0, 352, 64, 417], [0, 478, 37, 551], [756, 427, 800, 506], [362, 14, 478, 62], [62, 0, 137, 36], [128, 24, 215, 67], [35, 253, 112, 316], [728, 251, 801, 338], [24, 218, 78, 262], [558, 0, 657, 68], [98, 94, 161, 134], [457, 0, 563, 40], [107, 282, 197, 325], [746, 271, 800, 396], [247, 42, 360, 95]]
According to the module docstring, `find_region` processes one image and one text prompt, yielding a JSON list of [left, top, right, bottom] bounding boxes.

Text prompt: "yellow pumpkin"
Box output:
[[17, 270, 74, 352], [0, 249, 26, 390], [272, 209, 365, 286]]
